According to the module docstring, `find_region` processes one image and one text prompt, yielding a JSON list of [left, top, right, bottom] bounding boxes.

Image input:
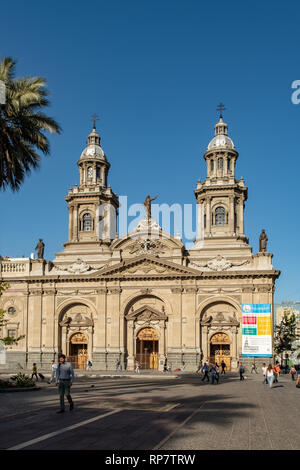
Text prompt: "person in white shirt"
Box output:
[[48, 360, 58, 384], [262, 363, 267, 384], [134, 360, 140, 373], [266, 364, 274, 388]]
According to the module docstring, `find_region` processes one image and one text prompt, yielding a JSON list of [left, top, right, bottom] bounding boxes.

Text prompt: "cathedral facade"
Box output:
[[0, 116, 280, 371]]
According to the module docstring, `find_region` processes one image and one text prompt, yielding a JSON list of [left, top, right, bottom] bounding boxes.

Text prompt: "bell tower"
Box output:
[[54, 118, 119, 264], [192, 105, 250, 254]]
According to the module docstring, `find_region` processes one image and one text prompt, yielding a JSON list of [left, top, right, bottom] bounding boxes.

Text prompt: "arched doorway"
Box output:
[[209, 333, 231, 370], [136, 328, 159, 370], [68, 333, 88, 370]]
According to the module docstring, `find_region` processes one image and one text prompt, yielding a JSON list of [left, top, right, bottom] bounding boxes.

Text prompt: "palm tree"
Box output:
[[0, 57, 61, 191]]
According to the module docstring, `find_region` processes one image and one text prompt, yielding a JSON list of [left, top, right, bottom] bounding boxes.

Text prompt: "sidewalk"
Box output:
[[0, 369, 180, 380]]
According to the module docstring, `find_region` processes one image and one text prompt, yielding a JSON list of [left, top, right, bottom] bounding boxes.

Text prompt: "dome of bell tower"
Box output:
[[207, 117, 235, 150], [80, 127, 107, 161]]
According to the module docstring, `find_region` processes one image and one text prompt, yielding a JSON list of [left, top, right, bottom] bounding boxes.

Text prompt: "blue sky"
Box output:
[[0, 0, 299, 303]]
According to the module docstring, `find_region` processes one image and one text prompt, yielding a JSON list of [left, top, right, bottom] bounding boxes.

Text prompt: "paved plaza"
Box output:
[[0, 371, 299, 450]]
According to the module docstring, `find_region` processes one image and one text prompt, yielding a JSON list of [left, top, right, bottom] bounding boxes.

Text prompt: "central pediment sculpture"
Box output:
[[127, 238, 166, 256]]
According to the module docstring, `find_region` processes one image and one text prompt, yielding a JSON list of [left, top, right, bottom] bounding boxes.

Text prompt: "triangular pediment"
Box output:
[[92, 254, 201, 278], [126, 305, 167, 321]]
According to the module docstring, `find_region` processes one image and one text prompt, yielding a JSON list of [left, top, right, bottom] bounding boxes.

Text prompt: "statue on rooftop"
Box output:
[[259, 229, 268, 253], [35, 239, 45, 259], [144, 195, 158, 219]]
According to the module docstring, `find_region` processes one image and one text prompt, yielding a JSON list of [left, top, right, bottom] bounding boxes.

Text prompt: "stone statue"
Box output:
[[35, 239, 45, 259], [259, 229, 268, 253], [144, 195, 158, 219]]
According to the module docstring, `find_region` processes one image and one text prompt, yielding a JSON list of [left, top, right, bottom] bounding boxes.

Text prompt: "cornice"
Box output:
[[16, 268, 280, 283]]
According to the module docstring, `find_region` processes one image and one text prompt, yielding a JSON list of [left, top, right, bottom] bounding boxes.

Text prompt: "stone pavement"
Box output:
[[0, 372, 299, 450]]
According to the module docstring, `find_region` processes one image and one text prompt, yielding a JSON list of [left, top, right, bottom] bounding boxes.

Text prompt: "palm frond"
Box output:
[[0, 56, 61, 191]]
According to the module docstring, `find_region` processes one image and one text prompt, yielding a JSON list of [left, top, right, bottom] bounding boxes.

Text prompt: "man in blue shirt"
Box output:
[[56, 354, 74, 413]]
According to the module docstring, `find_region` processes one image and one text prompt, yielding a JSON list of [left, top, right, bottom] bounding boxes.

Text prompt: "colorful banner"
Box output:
[[242, 304, 272, 357]]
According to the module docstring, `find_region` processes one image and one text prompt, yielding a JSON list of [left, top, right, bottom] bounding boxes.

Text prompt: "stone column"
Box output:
[[41, 289, 56, 366], [73, 205, 79, 241], [229, 195, 234, 234], [231, 327, 238, 369], [27, 289, 43, 366], [106, 288, 121, 369], [126, 320, 135, 371], [224, 154, 228, 176], [68, 206, 73, 241], [195, 318, 201, 352], [93, 289, 107, 369], [196, 202, 202, 240], [101, 166, 106, 186], [93, 162, 96, 184], [206, 197, 211, 235], [202, 325, 209, 362], [239, 198, 244, 235], [158, 321, 166, 371]]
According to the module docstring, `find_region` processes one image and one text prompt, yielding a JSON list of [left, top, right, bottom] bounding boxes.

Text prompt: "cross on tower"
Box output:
[[91, 113, 99, 129], [216, 102, 226, 119]]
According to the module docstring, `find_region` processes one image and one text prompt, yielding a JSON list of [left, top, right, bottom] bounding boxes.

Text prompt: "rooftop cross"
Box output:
[[216, 102, 226, 119], [91, 113, 99, 130]]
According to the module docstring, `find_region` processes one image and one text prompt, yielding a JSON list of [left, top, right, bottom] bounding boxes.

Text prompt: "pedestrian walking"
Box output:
[[273, 363, 281, 383], [201, 362, 210, 382], [115, 360, 120, 371], [221, 360, 226, 374], [196, 362, 203, 375], [266, 364, 274, 388], [87, 360, 92, 371], [239, 363, 245, 381], [134, 360, 140, 373], [181, 361, 185, 372], [210, 365, 217, 384], [251, 363, 258, 374], [48, 360, 58, 384], [262, 363, 268, 384], [215, 364, 220, 384], [31, 363, 39, 381], [56, 354, 74, 413], [290, 365, 297, 381]]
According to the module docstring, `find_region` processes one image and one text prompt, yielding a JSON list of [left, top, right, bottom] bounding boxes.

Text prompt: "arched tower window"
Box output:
[[87, 167, 93, 179], [215, 207, 225, 226], [217, 158, 223, 169], [210, 160, 214, 172], [96, 167, 101, 179], [82, 213, 92, 231], [227, 159, 231, 171]]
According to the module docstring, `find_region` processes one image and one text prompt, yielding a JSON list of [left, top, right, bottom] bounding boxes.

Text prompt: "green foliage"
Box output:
[[0, 281, 25, 345], [0, 57, 61, 191], [274, 309, 297, 355], [10, 373, 35, 387]]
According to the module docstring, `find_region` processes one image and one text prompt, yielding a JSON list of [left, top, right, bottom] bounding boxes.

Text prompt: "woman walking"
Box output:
[[290, 365, 297, 381], [262, 363, 268, 384], [266, 364, 274, 388]]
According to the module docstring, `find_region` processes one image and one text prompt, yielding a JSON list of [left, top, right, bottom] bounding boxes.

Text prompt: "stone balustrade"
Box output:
[[0, 258, 30, 277]]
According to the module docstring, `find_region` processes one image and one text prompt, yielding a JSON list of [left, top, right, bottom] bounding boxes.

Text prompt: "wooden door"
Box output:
[[210, 333, 231, 371], [77, 346, 87, 370]]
